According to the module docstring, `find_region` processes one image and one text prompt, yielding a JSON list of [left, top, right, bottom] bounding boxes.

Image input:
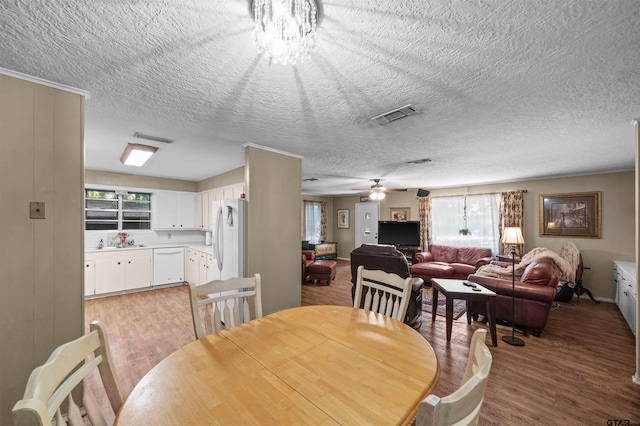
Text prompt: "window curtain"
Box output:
[[320, 201, 327, 242], [304, 201, 322, 243], [418, 196, 432, 250], [429, 194, 501, 252], [499, 191, 525, 256]]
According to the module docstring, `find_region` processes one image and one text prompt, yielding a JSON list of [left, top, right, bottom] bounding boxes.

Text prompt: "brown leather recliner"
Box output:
[[350, 244, 424, 329], [466, 258, 559, 336], [302, 250, 315, 282]]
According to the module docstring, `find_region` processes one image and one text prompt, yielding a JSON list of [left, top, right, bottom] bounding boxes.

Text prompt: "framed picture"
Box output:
[[539, 192, 601, 238], [389, 207, 410, 221], [337, 209, 349, 229]]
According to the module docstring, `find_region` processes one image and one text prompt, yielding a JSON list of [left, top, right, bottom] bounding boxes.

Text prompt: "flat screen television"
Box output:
[[378, 221, 420, 247]]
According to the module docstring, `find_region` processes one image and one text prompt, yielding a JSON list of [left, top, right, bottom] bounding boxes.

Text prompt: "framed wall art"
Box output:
[[389, 207, 410, 221], [337, 209, 350, 229], [539, 192, 601, 238]]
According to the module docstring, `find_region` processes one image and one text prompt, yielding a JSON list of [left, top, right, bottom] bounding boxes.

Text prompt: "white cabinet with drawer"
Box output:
[[614, 260, 636, 335], [185, 248, 213, 286]]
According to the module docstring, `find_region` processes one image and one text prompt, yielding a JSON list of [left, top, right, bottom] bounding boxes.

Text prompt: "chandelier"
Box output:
[[253, 0, 318, 65]]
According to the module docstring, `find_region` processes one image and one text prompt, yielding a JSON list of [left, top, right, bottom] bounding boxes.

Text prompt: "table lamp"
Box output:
[[501, 226, 525, 346]]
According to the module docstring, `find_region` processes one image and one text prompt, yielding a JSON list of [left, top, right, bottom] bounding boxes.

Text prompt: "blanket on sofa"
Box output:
[[475, 247, 575, 283]]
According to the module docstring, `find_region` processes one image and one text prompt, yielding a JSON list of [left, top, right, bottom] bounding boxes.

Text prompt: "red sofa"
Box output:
[[410, 244, 493, 282], [466, 258, 559, 336]]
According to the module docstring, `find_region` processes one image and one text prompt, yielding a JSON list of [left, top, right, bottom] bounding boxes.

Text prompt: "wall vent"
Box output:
[[371, 104, 417, 125]]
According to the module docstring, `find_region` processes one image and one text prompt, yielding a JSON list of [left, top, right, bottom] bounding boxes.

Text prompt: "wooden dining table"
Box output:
[[115, 305, 440, 425]]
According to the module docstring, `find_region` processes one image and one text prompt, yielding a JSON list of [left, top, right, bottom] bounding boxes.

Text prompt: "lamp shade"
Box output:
[[501, 227, 524, 245]]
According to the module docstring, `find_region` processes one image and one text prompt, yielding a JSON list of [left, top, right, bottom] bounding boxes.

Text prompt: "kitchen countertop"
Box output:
[[86, 242, 210, 253]]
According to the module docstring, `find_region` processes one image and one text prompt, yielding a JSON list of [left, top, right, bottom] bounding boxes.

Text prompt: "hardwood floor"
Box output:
[[86, 259, 640, 425]]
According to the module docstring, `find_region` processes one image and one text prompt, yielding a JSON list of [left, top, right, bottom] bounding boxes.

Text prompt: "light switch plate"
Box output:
[[30, 201, 45, 219]]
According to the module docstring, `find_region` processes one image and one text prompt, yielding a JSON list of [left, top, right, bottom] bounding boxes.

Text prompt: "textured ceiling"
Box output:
[[1, 0, 639, 195]]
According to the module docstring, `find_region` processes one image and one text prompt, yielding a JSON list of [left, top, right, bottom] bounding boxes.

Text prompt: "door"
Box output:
[[94, 257, 125, 294], [84, 260, 96, 297], [153, 190, 177, 229], [125, 254, 152, 290], [185, 250, 199, 285], [176, 191, 196, 228], [355, 203, 380, 249]]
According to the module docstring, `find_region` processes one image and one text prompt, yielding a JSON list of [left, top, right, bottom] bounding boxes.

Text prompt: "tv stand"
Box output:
[[396, 246, 421, 264]]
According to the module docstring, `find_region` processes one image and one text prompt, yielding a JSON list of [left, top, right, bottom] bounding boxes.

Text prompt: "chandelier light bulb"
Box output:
[[253, 0, 318, 66]]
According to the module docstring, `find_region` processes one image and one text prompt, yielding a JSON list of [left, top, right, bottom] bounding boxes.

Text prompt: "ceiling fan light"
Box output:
[[369, 190, 385, 200]]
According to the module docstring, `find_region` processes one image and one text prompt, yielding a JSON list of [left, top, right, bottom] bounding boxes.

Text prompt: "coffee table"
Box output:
[[431, 278, 497, 346]]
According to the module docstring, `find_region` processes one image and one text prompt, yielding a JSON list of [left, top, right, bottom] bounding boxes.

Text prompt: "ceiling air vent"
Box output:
[[407, 158, 432, 165], [133, 132, 174, 144], [371, 104, 417, 125]]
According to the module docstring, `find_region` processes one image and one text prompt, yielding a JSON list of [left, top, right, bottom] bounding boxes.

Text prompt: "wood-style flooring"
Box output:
[[86, 259, 640, 425]]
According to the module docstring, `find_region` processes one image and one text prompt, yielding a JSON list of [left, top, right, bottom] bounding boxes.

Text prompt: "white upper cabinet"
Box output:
[[154, 190, 196, 230], [196, 183, 244, 231], [196, 190, 214, 231]]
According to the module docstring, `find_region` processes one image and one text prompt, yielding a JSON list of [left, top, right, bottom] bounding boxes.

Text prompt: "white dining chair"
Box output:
[[416, 328, 493, 426], [188, 274, 262, 339], [353, 265, 412, 321], [12, 321, 125, 426]]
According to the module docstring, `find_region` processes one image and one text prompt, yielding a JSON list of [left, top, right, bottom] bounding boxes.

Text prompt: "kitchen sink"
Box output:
[[98, 244, 145, 250]]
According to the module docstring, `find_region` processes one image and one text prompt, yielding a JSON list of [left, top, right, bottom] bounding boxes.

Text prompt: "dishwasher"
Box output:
[[153, 247, 185, 286]]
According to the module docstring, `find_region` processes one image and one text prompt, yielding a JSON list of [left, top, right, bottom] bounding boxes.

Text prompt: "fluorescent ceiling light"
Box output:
[[120, 143, 158, 167]]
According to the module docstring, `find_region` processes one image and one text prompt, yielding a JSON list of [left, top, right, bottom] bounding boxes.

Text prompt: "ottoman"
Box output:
[[308, 260, 337, 285], [410, 262, 455, 282]]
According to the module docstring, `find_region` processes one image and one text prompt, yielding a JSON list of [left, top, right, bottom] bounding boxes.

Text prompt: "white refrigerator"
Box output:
[[211, 198, 245, 280]]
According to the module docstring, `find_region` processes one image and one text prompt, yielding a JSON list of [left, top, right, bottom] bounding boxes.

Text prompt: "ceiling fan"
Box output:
[[355, 179, 407, 200]]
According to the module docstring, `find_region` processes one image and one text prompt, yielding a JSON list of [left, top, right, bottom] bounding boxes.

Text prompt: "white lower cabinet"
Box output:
[[86, 249, 153, 296], [185, 248, 213, 286], [84, 260, 96, 297], [614, 261, 636, 335], [185, 248, 199, 285], [206, 253, 214, 282]]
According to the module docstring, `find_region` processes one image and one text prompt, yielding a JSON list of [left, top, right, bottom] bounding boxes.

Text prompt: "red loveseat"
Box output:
[[410, 244, 493, 282]]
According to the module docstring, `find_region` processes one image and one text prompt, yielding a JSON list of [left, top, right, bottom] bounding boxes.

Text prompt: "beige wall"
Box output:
[[245, 146, 302, 314], [330, 171, 635, 301], [197, 167, 245, 192], [85, 169, 197, 191], [0, 75, 85, 422], [85, 167, 245, 193]]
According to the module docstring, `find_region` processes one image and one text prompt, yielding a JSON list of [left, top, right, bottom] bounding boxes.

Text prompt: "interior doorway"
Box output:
[[354, 203, 380, 249]]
